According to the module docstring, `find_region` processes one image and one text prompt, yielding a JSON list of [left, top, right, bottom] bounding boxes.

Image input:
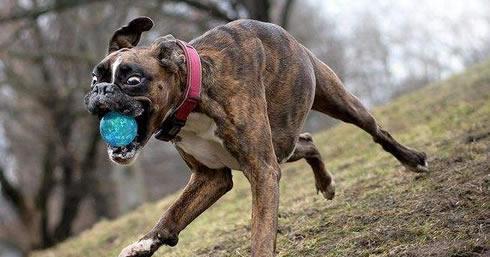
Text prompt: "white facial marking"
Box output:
[[111, 56, 122, 84]]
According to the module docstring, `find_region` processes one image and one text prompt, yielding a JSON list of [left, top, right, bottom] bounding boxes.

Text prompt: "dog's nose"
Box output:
[[85, 82, 118, 114], [94, 83, 115, 95]]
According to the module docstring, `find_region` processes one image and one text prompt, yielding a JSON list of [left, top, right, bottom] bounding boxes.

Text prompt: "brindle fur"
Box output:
[[85, 17, 428, 257]]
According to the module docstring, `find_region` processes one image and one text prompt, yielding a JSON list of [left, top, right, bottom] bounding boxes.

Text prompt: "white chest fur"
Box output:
[[175, 113, 241, 170]]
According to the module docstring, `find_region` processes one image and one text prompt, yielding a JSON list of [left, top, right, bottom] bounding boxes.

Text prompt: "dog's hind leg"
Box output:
[[310, 58, 428, 173], [287, 133, 335, 200]]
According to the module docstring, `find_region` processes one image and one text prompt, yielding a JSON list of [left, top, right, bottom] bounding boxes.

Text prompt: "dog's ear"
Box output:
[[108, 17, 154, 54], [154, 35, 185, 74]]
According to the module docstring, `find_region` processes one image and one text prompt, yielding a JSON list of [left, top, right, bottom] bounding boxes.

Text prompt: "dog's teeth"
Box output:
[[135, 108, 144, 116]]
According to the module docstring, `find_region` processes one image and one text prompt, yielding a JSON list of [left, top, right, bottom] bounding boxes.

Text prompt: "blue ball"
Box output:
[[100, 112, 138, 147]]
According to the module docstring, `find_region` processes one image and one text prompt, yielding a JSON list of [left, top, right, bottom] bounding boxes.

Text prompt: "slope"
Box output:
[[33, 61, 490, 257]]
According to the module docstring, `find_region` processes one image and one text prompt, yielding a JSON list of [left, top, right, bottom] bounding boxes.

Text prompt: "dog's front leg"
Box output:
[[209, 83, 282, 256], [243, 161, 281, 257], [118, 163, 233, 257]]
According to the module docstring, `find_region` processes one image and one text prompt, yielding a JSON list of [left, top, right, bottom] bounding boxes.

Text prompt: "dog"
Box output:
[[84, 17, 428, 257]]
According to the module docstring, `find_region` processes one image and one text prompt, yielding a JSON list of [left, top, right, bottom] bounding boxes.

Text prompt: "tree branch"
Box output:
[[6, 49, 97, 63], [168, 0, 238, 22], [81, 123, 101, 174], [0, 166, 28, 217], [0, 23, 30, 49], [280, 0, 296, 30], [53, 123, 100, 242], [35, 138, 57, 247], [0, 0, 107, 23], [237, 0, 270, 22]]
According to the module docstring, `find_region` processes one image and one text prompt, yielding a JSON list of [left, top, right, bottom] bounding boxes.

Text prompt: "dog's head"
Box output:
[[84, 17, 187, 165]]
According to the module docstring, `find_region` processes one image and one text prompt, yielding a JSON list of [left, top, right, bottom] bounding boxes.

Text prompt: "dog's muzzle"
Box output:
[[84, 82, 144, 117], [84, 82, 153, 165]]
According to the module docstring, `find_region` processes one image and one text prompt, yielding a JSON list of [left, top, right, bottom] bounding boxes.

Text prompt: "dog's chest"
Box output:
[[175, 113, 240, 170]]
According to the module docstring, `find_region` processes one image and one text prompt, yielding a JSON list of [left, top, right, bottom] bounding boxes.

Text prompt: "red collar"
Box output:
[[155, 40, 202, 141]]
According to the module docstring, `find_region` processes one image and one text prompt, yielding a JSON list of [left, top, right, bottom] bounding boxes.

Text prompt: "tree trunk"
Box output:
[[239, 0, 271, 22], [113, 162, 146, 213], [279, 0, 296, 29], [35, 137, 57, 247]]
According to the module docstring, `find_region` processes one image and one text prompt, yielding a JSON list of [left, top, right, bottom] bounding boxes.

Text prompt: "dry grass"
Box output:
[[32, 61, 490, 257]]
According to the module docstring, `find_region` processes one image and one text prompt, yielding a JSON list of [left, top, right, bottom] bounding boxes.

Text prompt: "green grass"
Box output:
[[32, 61, 490, 257]]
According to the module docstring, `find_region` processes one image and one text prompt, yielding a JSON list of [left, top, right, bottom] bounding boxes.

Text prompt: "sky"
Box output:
[[311, 0, 489, 80]]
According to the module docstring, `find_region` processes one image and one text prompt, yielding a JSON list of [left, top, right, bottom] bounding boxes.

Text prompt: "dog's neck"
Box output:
[[154, 43, 210, 141], [176, 48, 214, 114]]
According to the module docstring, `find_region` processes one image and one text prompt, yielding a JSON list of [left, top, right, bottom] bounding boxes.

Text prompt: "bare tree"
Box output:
[[345, 12, 392, 105], [0, 0, 126, 249], [0, 0, 298, 29], [0, 0, 301, 251]]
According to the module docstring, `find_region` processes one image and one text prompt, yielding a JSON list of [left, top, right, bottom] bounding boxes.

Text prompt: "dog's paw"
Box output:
[[398, 147, 429, 173], [403, 160, 429, 173], [118, 238, 160, 257], [316, 179, 335, 200], [402, 151, 429, 173]]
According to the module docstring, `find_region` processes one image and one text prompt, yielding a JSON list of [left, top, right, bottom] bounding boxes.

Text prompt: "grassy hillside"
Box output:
[[33, 62, 490, 257]]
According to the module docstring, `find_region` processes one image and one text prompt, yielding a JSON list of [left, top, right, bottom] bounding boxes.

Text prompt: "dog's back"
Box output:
[[192, 19, 322, 161]]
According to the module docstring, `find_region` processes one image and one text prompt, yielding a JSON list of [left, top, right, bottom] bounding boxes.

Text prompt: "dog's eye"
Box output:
[[126, 76, 141, 86]]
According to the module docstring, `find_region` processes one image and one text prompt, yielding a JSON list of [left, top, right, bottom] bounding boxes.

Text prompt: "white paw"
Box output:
[[317, 179, 336, 200], [404, 160, 429, 173], [118, 238, 158, 257]]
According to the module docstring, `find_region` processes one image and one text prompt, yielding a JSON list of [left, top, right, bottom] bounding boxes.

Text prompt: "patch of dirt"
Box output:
[[465, 131, 490, 143]]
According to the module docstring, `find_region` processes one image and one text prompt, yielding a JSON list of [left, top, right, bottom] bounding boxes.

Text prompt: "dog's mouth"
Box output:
[[101, 98, 153, 165]]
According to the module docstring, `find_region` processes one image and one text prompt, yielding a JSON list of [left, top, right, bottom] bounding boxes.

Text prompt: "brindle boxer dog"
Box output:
[[84, 17, 428, 257]]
